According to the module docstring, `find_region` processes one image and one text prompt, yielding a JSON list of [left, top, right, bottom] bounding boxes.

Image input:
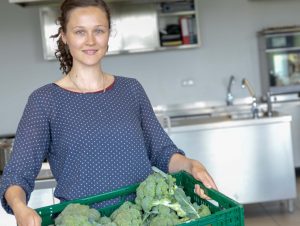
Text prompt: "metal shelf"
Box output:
[[158, 10, 196, 17], [265, 46, 300, 53]]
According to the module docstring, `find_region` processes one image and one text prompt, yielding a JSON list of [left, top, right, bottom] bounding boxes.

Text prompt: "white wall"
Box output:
[[1, 0, 300, 135]]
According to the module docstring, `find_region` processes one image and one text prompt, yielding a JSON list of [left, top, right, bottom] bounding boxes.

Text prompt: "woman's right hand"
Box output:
[[5, 185, 42, 226], [13, 202, 41, 226]]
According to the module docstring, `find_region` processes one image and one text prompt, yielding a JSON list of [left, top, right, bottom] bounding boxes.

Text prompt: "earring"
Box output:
[[64, 42, 69, 54]]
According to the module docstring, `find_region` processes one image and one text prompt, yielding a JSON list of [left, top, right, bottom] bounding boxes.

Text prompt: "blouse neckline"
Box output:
[[52, 75, 117, 94]]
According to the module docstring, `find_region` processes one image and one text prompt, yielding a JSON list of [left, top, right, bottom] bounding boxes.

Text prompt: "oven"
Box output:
[[258, 26, 300, 95]]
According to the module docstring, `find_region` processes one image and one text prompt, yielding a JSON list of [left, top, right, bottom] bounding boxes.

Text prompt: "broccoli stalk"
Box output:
[[152, 198, 186, 218], [151, 167, 201, 220]]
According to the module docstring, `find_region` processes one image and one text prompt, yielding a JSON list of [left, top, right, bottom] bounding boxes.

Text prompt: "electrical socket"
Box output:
[[181, 78, 195, 87]]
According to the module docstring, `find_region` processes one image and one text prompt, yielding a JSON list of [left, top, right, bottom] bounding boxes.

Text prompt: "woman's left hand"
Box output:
[[169, 153, 218, 200], [189, 160, 218, 199]]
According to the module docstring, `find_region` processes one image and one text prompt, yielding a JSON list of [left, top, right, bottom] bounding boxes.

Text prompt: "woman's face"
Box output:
[[62, 6, 110, 68]]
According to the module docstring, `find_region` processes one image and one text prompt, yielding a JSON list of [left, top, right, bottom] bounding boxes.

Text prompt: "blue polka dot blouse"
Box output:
[[0, 76, 184, 213]]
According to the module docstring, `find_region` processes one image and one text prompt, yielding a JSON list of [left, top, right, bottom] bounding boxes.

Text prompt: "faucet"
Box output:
[[226, 75, 235, 106], [241, 78, 259, 118], [266, 91, 273, 117]]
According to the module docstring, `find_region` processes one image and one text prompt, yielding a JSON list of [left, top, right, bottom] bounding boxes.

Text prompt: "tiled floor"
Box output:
[[244, 176, 300, 226]]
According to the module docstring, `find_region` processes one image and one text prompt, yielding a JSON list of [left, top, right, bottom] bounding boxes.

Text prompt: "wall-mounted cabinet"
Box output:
[[158, 0, 200, 49], [39, 0, 200, 60]]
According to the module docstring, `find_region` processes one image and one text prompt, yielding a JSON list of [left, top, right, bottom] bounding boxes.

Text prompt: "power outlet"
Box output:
[[181, 78, 195, 87]]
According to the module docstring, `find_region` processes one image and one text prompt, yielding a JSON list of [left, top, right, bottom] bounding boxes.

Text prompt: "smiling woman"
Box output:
[[51, 0, 111, 76], [61, 7, 110, 70], [0, 1, 217, 226], [49, 0, 113, 94]]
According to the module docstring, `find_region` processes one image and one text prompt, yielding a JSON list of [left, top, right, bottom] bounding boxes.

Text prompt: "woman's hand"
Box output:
[[5, 185, 42, 226], [13, 203, 42, 226], [169, 153, 218, 200], [189, 159, 218, 199]]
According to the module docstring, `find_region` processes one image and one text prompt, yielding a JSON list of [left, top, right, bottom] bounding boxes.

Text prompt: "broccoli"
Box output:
[[135, 167, 202, 221], [98, 216, 113, 224], [135, 171, 178, 213], [110, 201, 143, 226], [192, 203, 211, 217], [98, 216, 118, 226], [146, 205, 182, 226], [55, 169, 212, 226], [55, 203, 101, 226]]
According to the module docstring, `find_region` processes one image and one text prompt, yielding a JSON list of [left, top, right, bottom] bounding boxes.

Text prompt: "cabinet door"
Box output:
[[39, 3, 159, 59], [273, 101, 300, 167], [109, 2, 159, 53]]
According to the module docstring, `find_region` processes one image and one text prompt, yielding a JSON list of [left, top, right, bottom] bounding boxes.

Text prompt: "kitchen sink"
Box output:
[[228, 109, 279, 120], [155, 100, 280, 128], [170, 114, 230, 127], [169, 109, 279, 127]]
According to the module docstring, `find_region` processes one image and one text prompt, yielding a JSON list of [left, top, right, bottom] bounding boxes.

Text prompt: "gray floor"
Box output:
[[244, 176, 300, 226]]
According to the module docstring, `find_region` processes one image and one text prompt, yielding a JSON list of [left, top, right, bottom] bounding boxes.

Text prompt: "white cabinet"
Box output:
[[158, 0, 200, 48], [39, 0, 201, 60]]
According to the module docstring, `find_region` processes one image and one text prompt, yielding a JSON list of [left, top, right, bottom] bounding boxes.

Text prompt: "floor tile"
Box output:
[[243, 176, 300, 226], [262, 201, 300, 226], [244, 204, 278, 226]]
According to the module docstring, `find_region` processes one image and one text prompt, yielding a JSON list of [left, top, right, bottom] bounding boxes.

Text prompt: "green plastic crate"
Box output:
[[35, 171, 244, 226]]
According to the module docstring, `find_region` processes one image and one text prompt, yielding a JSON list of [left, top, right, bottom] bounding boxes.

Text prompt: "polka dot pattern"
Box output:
[[0, 76, 184, 213]]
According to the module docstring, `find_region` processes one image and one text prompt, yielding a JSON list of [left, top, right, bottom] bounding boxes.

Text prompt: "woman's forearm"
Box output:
[[168, 153, 193, 173], [5, 185, 27, 213], [5, 185, 42, 226]]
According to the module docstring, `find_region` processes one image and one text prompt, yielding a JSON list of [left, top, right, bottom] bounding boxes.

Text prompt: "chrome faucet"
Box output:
[[226, 75, 235, 106], [266, 91, 273, 117], [241, 78, 259, 118]]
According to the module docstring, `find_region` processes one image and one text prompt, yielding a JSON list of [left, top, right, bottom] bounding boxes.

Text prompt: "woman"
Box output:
[[0, 0, 217, 225]]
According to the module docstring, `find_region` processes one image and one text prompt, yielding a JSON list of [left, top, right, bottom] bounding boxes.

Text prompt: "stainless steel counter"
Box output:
[[160, 104, 297, 211], [169, 113, 292, 132]]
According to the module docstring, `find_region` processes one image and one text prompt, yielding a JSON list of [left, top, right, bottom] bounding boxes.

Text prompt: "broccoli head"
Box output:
[[55, 203, 101, 226], [146, 205, 182, 226], [110, 201, 143, 226], [135, 172, 177, 213], [135, 169, 203, 221], [192, 203, 211, 218]]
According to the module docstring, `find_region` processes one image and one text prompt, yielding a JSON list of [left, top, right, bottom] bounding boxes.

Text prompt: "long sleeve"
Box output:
[[133, 80, 185, 173], [0, 90, 51, 213]]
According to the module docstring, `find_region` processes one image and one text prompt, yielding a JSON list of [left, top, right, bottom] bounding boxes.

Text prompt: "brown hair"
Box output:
[[51, 0, 111, 75]]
